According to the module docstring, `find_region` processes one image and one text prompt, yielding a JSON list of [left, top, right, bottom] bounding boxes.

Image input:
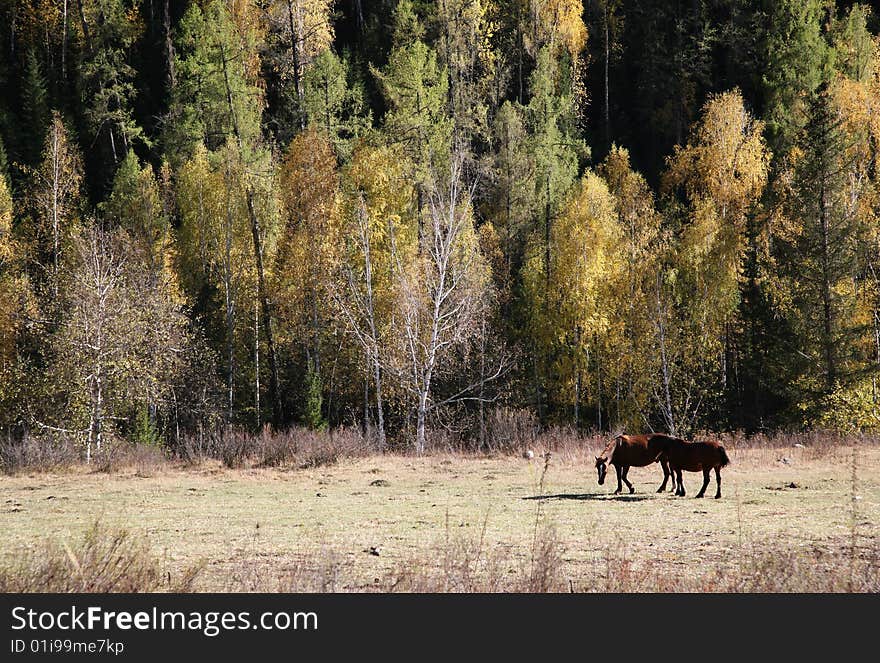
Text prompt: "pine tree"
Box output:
[[762, 0, 834, 154], [76, 0, 147, 176], [102, 150, 172, 276], [374, 14, 453, 215], [20, 50, 51, 165], [302, 49, 371, 160], [488, 100, 534, 313], [165, 0, 264, 158], [776, 85, 877, 412]]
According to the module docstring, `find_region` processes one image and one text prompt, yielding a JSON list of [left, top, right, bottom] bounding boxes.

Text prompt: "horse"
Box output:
[[660, 437, 730, 498], [595, 434, 678, 495]]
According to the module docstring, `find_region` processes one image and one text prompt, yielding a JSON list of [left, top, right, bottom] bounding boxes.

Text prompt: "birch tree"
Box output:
[[26, 111, 83, 300], [524, 170, 621, 428], [274, 127, 339, 426], [397, 156, 491, 452], [331, 144, 416, 448], [51, 226, 190, 461]]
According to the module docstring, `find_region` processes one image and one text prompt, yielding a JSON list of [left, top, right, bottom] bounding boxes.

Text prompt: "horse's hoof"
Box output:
[[629, 488, 635, 495], [715, 494, 721, 499]]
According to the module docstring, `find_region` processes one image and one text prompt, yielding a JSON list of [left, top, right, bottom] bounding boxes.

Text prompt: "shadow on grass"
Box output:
[[522, 493, 652, 502]]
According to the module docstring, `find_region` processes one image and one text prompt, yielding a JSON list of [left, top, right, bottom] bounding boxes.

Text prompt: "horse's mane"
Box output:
[[599, 435, 622, 461]]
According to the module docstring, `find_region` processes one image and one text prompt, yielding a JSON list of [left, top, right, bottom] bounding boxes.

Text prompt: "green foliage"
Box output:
[[20, 50, 51, 165], [102, 150, 171, 273], [303, 50, 372, 160], [3, 0, 880, 440], [303, 366, 327, 431], [131, 405, 161, 447], [165, 0, 264, 160], [762, 0, 835, 152], [527, 47, 581, 220], [374, 38, 452, 179], [831, 3, 876, 82], [774, 86, 878, 412], [77, 0, 148, 175]]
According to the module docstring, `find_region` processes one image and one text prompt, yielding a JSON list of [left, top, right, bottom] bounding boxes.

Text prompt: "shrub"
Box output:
[[0, 433, 80, 475], [0, 522, 202, 592], [485, 408, 539, 454]]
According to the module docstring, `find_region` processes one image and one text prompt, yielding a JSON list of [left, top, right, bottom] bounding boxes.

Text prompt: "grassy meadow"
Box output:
[[1, 434, 877, 592]]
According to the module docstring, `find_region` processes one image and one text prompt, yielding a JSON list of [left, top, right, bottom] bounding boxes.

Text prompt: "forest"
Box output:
[[0, 0, 879, 457]]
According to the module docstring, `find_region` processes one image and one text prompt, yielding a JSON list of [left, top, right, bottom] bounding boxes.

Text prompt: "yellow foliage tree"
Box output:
[[664, 89, 770, 350], [331, 142, 417, 447], [598, 145, 663, 428], [525, 170, 621, 426], [274, 127, 339, 378], [176, 141, 275, 423], [0, 175, 21, 389], [526, 0, 588, 60]]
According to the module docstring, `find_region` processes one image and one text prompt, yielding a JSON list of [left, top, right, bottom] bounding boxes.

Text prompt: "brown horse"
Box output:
[[595, 434, 678, 495], [660, 437, 730, 498]]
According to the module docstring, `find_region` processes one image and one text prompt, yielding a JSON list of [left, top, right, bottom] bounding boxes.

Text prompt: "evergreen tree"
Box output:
[[302, 49, 372, 160], [775, 86, 876, 415], [762, 0, 834, 154], [76, 0, 147, 179], [20, 50, 51, 165]]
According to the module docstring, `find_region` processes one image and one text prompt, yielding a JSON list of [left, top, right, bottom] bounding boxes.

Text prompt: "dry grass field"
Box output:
[[1, 437, 878, 592]]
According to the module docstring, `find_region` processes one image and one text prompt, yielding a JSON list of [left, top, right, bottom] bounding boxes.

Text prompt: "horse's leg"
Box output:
[[676, 469, 685, 497], [622, 466, 634, 494], [714, 466, 722, 499], [613, 464, 622, 494], [658, 458, 669, 493], [696, 468, 710, 498]]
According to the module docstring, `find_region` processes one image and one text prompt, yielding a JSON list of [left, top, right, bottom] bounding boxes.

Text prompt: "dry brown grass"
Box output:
[[0, 521, 203, 592], [0, 431, 877, 592]]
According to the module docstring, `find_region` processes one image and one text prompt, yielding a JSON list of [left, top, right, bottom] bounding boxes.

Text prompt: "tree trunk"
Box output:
[[254, 298, 260, 429], [656, 273, 675, 435], [416, 387, 429, 454], [61, 0, 68, 82], [51, 125, 60, 300], [819, 178, 835, 390], [287, 0, 305, 129], [479, 318, 487, 450], [223, 170, 235, 423], [219, 41, 284, 427], [75, 0, 92, 55], [164, 0, 176, 89], [372, 350, 386, 450]]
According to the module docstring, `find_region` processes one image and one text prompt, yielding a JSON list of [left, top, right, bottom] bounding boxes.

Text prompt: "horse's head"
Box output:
[[595, 456, 608, 485]]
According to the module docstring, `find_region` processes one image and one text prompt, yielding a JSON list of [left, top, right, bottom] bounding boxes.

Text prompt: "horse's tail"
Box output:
[[718, 445, 731, 468]]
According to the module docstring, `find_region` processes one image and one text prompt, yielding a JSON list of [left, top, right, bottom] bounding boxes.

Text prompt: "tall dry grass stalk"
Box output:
[[0, 521, 203, 592]]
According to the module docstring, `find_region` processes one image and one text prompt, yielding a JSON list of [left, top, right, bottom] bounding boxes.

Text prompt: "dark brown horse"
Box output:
[[595, 434, 678, 494], [660, 437, 731, 498]]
